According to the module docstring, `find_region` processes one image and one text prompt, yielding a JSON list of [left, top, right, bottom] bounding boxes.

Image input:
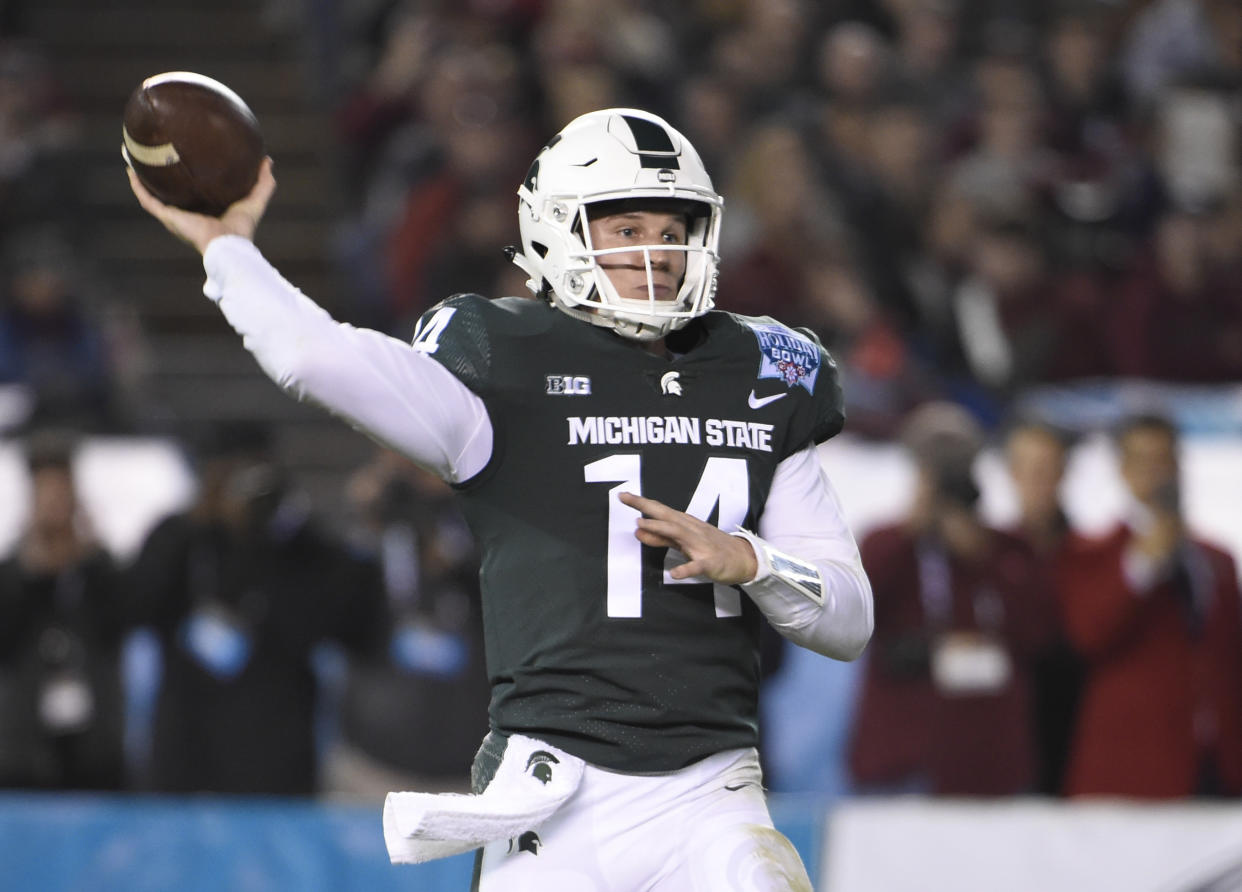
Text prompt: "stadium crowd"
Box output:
[[1, 0, 1241, 803]]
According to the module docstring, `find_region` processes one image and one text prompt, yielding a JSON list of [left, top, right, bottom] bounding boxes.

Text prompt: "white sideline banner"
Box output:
[[819, 432, 1242, 575], [0, 436, 195, 561], [823, 798, 1242, 892]]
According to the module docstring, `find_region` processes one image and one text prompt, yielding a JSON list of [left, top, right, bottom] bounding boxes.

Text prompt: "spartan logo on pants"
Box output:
[[508, 831, 541, 856]]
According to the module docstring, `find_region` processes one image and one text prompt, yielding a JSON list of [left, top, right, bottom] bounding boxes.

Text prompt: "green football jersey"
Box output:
[[411, 294, 844, 772]]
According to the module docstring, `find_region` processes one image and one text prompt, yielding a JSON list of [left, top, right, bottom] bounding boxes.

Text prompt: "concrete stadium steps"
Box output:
[[82, 156, 340, 222], [141, 335, 323, 426], [142, 334, 379, 517], [96, 266, 341, 334], [25, 0, 368, 521], [32, 0, 346, 318], [83, 110, 329, 169], [63, 58, 308, 110], [88, 217, 336, 267], [29, 0, 256, 9], [26, 8, 282, 54]]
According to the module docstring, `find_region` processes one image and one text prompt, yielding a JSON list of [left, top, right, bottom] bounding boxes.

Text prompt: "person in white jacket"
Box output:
[[128, 107, 872, 892]]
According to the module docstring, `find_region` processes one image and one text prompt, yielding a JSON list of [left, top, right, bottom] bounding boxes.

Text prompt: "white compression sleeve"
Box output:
[[201, 236, 493, 483], [736, 443, 874, 661]]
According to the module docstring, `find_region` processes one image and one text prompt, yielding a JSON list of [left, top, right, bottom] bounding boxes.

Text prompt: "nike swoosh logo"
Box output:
[[748, 390, 786, 410], [724, 782, 757, 792]]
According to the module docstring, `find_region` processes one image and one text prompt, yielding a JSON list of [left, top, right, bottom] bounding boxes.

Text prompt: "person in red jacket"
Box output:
[[1060, 413, 1242, 798], [848, 403, 1056, 795]]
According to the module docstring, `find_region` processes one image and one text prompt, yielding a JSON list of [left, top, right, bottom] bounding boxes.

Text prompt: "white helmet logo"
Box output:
[[660, 371, 683, 396]]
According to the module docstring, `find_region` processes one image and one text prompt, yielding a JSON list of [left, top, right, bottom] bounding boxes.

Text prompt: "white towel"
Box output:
[[383, 734, 584, 865]]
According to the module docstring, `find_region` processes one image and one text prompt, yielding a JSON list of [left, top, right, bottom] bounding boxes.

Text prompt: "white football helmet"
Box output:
[[511, 108, 723, 341]]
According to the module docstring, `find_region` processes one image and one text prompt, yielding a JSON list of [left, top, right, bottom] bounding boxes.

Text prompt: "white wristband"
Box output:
[[733, 528, 826, 606]]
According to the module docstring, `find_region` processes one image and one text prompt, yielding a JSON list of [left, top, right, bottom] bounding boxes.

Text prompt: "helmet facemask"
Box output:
[[510, 109, 724, 341], [562, 197, 720, 341]]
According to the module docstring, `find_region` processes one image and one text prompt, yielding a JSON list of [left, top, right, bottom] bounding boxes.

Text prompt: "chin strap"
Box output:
[[506, 246, 541, 296], [609, 314, 662, 341]]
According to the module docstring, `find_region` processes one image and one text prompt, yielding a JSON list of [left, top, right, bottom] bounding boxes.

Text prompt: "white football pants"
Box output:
[[473, 746, 812, 891]]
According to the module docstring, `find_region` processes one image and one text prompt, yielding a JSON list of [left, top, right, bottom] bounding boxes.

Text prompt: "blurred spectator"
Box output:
[[847, 402, 1056, 795], [1109, 194, 1242, 382], [0, 430, 126, 790], [1039, 3, 1130, 160], [127, 422, 387, 795], [1152, 79, 1237, 215], [540, 61, 627, 136], [0, 227, 125, 432], [941, 215, 1107, 416], [334, 3, 445, 197], [1002, 417, 1086, 795], [1120, 0, 1242, 108], [849, 89, 940, 331], [419, 185, 527, 311], [336, 35, 536, 332], [906, 178, 977, 353], [800, 248, 940, 439], [888, 0, 970, 128], [714, 121, 840, 322], [808, 28, 935, 332], [1060, 413, 1242, 798], [530, 0, 680, 127], [817, 20, 891, 108], [1035, 2, 1153, 270], [327, 448, 489, 798], [707, 0, 813, 116], [380, 102, 533, 331], [0, 40, 80, 236], [676, 72, 747, 178], [948, 47, 1052, 223]]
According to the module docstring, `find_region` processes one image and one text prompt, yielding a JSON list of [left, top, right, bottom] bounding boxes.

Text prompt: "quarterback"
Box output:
[[128, 108, 873, 891]]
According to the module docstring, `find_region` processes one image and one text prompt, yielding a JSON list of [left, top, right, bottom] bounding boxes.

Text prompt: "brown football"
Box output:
[[122, 71, 264, 216]]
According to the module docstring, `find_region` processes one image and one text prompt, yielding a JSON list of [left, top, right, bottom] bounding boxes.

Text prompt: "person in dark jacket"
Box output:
[[328, 448, 490, 797], [0, 430, 126, 790], [128, 421, 387, 795], [1003, 418, 1088, 796]]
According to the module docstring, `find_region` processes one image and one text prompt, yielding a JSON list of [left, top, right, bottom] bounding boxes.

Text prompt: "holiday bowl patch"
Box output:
[[748, 322, 821, 392]]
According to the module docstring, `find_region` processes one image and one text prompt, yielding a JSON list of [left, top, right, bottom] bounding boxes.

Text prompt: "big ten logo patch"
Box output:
[[546, 375, 592, 396]]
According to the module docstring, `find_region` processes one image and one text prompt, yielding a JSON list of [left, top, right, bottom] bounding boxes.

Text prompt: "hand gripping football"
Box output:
[[122, 71, 264, 216]]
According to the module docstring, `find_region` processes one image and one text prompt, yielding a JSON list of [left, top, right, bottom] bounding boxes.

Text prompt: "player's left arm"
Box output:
[[621, 443, 873, 661], [738, 443, 872, 660]]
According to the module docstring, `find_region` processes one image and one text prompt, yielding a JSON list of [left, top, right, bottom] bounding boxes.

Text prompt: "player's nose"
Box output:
[[649, 250, 672, 271]]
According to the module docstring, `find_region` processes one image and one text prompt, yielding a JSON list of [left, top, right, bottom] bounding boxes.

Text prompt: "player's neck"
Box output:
[[640, 337, 670, 358]]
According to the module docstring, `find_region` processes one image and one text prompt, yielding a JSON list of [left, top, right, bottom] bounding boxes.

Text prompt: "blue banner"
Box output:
[[0, 793, 826, 891]]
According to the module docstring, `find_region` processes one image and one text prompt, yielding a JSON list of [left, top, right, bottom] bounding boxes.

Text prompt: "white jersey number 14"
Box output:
[[584, 454, 747, 619]]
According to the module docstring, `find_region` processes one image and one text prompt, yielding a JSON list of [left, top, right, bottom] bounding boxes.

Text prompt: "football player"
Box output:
[[128, 108, 873, 891]]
